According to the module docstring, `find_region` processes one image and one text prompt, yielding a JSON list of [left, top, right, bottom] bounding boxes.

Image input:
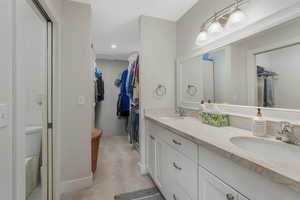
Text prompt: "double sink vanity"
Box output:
[[143, 12, 300, 200], [145, 113, 300, 200]]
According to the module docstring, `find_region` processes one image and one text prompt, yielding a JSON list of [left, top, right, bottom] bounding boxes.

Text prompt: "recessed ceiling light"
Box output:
[[111, 44, 117, 49]]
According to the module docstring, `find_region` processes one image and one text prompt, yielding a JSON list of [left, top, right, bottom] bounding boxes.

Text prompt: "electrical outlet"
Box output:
[[78, 96, 86, 105], [0, 104, 9, 128]]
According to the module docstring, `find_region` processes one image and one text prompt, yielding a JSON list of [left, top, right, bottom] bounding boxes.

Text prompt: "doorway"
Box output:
[[15, 0, 53, 200]]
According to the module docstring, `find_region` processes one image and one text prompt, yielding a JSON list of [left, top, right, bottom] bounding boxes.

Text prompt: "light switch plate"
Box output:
[[0, 104, 9, 128]]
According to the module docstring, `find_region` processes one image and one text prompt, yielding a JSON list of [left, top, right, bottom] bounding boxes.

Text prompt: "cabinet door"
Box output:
[[159, 142, 176, 199], [147, 134, 156, 177], [199, 167, 238, 200], [172, 150, 198, 200], [155, 139, 163, 188]]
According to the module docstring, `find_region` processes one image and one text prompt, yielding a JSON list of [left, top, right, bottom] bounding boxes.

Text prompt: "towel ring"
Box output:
[[186, 84, 198, 96], [155, 84, 167, 97]]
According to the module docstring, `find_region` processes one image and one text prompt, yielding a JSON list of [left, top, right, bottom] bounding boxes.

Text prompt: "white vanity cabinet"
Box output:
[[146, 121, 198, 200], [146, 119, 299, 200]]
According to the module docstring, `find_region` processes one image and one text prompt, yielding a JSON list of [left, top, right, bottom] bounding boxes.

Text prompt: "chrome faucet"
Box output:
[[176, 107, 185, 117], [277, 121, 299, 145]]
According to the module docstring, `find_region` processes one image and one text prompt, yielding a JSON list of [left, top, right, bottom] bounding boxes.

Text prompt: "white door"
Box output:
[[199, 167, 238, 200], [16, 0, 53, 199]]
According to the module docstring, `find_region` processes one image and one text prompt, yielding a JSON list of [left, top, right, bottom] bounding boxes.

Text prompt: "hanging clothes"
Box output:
[[125, 55, 140, 149], [117, 69, 130, 117], [264, 77, 274, 107], [128, 109, 139, 145], [127, 56, 139, 101], [95, 76, 104, 102]]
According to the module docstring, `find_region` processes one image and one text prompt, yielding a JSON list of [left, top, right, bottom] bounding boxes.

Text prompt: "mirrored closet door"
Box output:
[[16, 0, 53, 199]]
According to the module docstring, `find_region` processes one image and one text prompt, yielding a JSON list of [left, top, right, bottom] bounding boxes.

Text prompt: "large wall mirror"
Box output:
[[177, 16, 300, 110]]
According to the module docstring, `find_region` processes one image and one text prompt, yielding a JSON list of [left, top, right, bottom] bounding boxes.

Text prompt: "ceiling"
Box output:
[[91, 0, 198, 60]]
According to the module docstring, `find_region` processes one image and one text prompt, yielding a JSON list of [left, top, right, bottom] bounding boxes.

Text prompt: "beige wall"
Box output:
[[60, 0, 93, 188], [139, 16, 177, 172], [0, 0, 14, 199]]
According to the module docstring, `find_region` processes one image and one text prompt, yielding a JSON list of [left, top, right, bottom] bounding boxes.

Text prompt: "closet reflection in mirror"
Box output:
[[256, 43, 300, 109], [177, 17, 300, 110]]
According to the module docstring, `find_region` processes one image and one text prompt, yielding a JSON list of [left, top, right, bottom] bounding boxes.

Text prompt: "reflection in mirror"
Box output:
[[177, 17, 300, 110], [180, 55, 214, 103], [256, 43, 300, 109]]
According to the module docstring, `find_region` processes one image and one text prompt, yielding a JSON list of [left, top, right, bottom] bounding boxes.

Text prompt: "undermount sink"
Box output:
[[230, 137, 300, 165]]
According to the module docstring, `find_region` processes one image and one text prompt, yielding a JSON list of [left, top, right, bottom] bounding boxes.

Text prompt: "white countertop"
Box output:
[[145, 113, 300, 193]]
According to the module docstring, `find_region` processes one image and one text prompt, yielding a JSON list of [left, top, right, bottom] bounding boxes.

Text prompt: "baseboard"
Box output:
[[61, 173, 93, 194], [138, 162, 147, 175]]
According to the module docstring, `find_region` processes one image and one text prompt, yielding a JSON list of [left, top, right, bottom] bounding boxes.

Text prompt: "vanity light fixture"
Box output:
[[227, 0, 247, 28], [195, 0, 249, 45], [207, 14, 224, 36], [196, 25, 208, 45]]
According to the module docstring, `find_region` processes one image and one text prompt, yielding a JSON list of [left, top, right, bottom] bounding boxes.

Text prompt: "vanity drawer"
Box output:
[[157, 126, 198, 162], [172, 148, 198, 200], [170, 183, 193, 200], [161, 142, 197, 200]]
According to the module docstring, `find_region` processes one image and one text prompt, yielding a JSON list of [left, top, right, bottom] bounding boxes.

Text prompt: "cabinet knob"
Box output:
[[172, 139, 182, 145], [226, 193, 235, 200]]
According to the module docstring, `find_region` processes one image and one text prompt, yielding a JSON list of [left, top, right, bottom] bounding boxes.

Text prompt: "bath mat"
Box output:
[[114, 187, 164, 200]]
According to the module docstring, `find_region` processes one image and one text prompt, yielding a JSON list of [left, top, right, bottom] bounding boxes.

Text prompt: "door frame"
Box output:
[[14, 0, 58, 199]]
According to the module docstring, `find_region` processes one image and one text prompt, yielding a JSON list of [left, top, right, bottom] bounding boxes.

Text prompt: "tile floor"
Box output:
[[61, 136, 154, 200]]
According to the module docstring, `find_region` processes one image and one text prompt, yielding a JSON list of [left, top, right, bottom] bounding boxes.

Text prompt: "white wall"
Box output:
[[95, 59, 128, 136], [60, 0, 93, 192], [139, 16, 176, 173], [0, 0, 14, 199], [176, 0, 300, 58]]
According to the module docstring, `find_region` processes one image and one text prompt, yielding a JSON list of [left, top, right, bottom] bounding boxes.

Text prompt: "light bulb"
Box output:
[[227, 8, 246, 28], [207, 21, 223, 36], [196, 31, 208, 45]]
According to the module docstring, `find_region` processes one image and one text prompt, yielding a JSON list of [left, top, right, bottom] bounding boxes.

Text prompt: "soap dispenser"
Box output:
[[252, 108, 267, 137]]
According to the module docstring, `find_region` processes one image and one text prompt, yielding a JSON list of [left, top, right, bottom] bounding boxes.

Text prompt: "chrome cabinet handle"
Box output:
[[226, 193, 235, 200], [150, 135, 155, 140], [173, 162, 182, 170], [172, 139, 181, 145], [173, 194, 177, 200]]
